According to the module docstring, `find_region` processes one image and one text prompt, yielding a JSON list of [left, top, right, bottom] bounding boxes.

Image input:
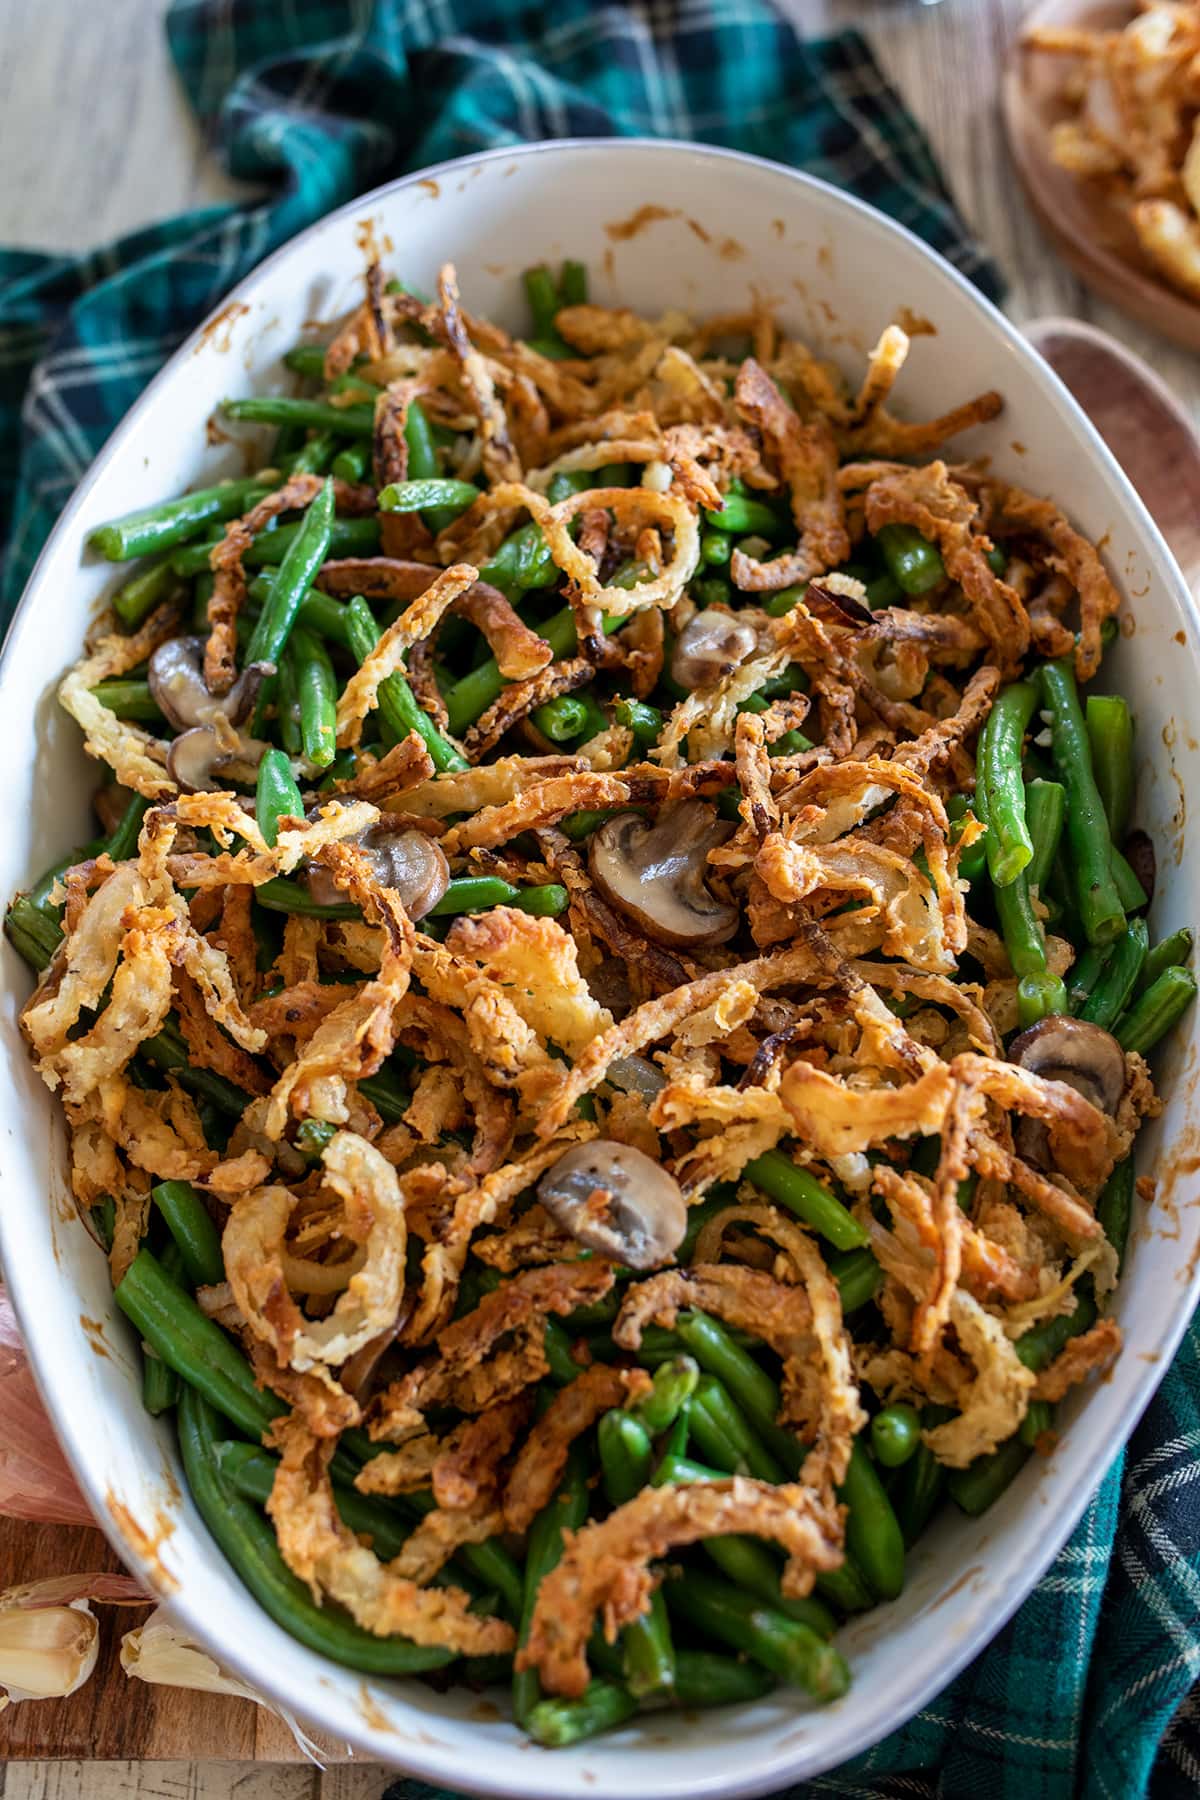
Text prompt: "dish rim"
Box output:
[[2, 134, 1198, 1796]]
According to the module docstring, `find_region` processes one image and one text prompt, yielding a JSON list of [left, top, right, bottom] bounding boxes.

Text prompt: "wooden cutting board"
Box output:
[[0, 1514, 350, 1765]]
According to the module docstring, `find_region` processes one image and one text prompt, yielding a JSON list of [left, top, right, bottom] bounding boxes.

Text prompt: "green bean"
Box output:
[[141, 1342, 181, 1416], [744, 1147, 867, 1251], [675, 1312, 799, 1475], [977, 776, 1046, 977], [559, 259, 588, 307], [141, 1244, 184, 1415], [1097, 1157, 1135, 1269], [653, 1453, 729, 1485], [621, 1588, 675, 1701], [701, 530, 733, 567], [151, 1180, 224, 1287], [662, 1406, 691, 1459], [875, 523, 945, 595], [223, 396, 375, 436], [650, 1454, 835, 1634], [275, 647, 303, 756], [689, 1377, 785, 1483], [178, 1389, 452, 1673], [249, 575, 356, 650], [947, 1437, 1031, 1516], [4, 900, 60, 971], [665, 1571, 849, 1702], [532, 695, 591, 742], [1019, 1400, 1055, 1449], [255, 749, 305, 849], [289, 623, 337, 768], [282, 344, 329, 378], [1016, 971, 1068, 1028], [170, 533, 225, 577], [514, 1445, 590, 1726], [427, 878, 568, 919], [254, 876, 357, 919], [703, 495, 788, 538], [1115, 965, 1198, 1055], [442, 604, 579, 733], [331, 441, 371, 483], [829, 1247, 884, 1314], [986, 544, 1008, 576], [1139, 927, 1194, 995], [106, 792, 151, 863], [1025, 778, 1066, 896], [1080, 918, 1148, 1030], [838, 1441, 905, 1601], [244, 480, 335, 678], [357, 1067, 410, 1126], [1067, 943, 1111, 1015], [116, 1249, 282, 1441], [284, 429, 339, 476], [112, 556, 177, 629], [1086, 694, 1135, 842], [89, 679, 167, 725], [750, 582, 804, 623], [215, 1440, 410, 1560], [527, 1681, 638, 1747], [870, 1404, 922, 1469], [544, 1318, 586, 1386], [343, 594, 469, 773], [1040, 657, 1126, 946], [295, 1118, 338, 1162], [246, 515, 379, 568], [140, 1020, 252, 1115], [614, 698, 662, 755], [561, 808, 623, 842], [522, 266, 572, 359], [631, 1357, 699, 1437], [815, 1559, 876, 1615], [673, 1649, 775, 1708], [978, 683, 1039, 886], [693, 574, 734, 608], [892, 1406, 954, 1546], [865, 569, 903, 608], [88, 477, 267, 561], [397, 1490, 522, 1619], [378, 477, 480, 516], [598, 1410, 654, 1506], [1015, 1289, 1097, 1371]]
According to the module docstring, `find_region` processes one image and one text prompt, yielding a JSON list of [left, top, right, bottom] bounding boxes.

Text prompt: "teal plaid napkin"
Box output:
[[0, 4, 1195, 1794]]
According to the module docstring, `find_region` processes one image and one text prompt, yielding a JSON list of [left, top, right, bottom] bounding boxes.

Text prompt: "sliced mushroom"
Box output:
[[669, 609, 758, 690], [148, 635, 272, 732], [305, 824, 450, 920], [537, 1140, 687, 1271], [166, 725, 270, 795], [589, 803, 738, 948], [1008, 1015, 1126, 1169]]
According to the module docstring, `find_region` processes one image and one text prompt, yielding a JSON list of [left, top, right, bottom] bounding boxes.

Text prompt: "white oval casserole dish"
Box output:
[[1, 140, 1197, 1798]]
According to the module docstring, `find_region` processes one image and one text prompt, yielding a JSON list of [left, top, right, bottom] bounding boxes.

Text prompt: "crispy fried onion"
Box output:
[[371, 1261, 614, 1441], [517, 1477, 842, 1698], [984, 480, 1120, 682], [222, 1132, 405, 1372], [266, 1414, 512, 1654], [690, 1203, 866, 1490], [730, 359, 848, 591], [57, 605, 180, 797], [459, 481, 700, 619], [263, 842, 414, 1134], [335, 564, 477, 748], [503, 1364, 651, 1532], [864, 463, 1030, 670]]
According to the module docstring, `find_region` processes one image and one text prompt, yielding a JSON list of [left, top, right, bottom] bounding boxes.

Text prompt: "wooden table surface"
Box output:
[[1, 0, 1196, 1794]]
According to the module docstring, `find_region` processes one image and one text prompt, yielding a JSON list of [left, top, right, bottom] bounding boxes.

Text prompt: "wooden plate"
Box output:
[[1003, 0, 1200, 350]]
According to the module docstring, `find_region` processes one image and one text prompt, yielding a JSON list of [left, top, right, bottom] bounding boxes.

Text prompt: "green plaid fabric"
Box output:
[[0, 3, 1195, 1794]]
